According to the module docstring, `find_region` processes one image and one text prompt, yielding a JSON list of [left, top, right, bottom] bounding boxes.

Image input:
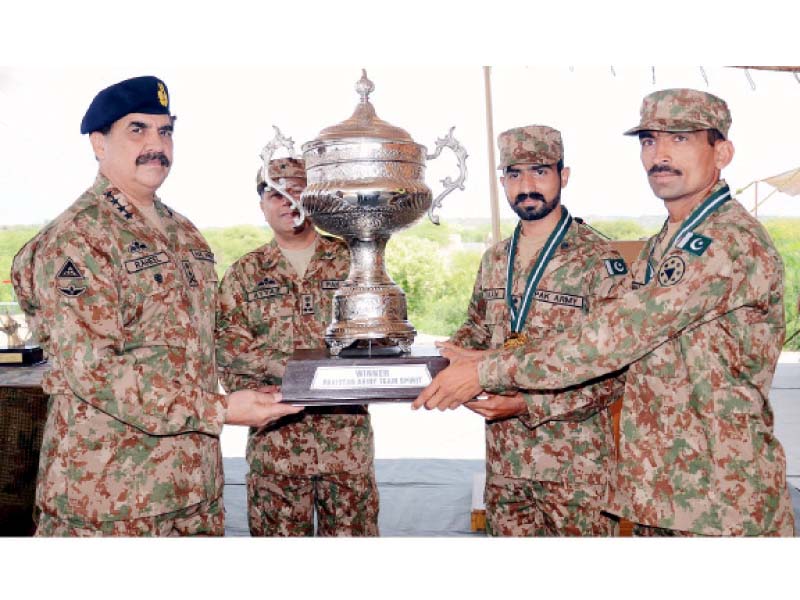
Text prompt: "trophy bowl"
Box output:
[[262, 70, 467, 356]]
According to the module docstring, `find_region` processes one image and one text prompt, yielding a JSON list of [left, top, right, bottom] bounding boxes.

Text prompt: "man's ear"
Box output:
[[560, 166, 571, 188], [714, 139, 734, 170], [89, 132, 106, 161]]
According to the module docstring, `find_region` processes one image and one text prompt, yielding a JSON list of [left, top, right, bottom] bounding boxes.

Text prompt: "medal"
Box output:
[[503, 333, 529, 350]]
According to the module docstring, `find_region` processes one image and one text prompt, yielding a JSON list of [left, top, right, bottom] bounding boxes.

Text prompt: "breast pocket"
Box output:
[[121, 257, 187, 347], [527, 298, 585, 337], [247, 293, 295, 355]]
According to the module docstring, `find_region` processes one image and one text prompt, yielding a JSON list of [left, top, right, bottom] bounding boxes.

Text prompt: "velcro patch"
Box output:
[[181, 260, 198, 287], [483, 288, 505, 301], [677, 232, 712, 257], [534, 289, 584, 309], [301, 294, 315, 314], [604, 258, 628, 276], [321, 280, 343, 290], [125, 252, 171, 273], [246, 286, 288, 302]]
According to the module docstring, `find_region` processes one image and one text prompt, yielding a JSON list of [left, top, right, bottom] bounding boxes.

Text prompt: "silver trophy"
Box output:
[[262, 70, 468, 356]]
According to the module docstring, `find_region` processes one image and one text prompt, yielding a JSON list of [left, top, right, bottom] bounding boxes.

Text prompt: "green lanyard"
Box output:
[[644, 184, 731, 284], [506, 207, 572, 333]]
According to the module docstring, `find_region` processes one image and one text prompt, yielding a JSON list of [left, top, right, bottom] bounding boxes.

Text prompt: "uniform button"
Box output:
[[154, 273, 163, 283], [561, 242, 570, 249]]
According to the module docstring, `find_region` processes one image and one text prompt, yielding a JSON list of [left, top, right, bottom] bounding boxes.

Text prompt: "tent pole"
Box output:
[[754, 181, 758, 217], [483, 66, 501, 245]]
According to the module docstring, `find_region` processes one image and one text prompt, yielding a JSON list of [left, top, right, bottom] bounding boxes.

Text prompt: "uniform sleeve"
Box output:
[[518, 248, 631, 426], [215, 263, 286, 392], [449, 254, 492, 349], [40, 231, 227, 436], [478, 237, 765, 393]]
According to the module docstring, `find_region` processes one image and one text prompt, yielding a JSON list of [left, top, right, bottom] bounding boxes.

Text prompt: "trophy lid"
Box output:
[[313, 70, 414, 143]]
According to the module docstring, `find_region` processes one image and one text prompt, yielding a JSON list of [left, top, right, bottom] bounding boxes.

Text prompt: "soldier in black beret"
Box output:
[[11, 76, 302, 536]]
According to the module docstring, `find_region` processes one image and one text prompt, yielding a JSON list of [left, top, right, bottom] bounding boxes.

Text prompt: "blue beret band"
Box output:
[[80, 75, 171, 134]]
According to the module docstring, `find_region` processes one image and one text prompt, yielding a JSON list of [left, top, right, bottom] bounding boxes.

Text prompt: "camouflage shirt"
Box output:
[[11, 173, 225, 523], [478, 181, 794, 535], [451, 215, 629, 485], [215, 234, 374, 476]]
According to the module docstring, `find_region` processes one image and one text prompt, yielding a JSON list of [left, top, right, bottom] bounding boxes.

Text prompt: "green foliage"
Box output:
[[201, 226, 272, 278], [386, 233, 482, 336], [585, 219, 661, 241], [0, 227, 40, 307], [2, 218, 799, 348], [763, 218, 800, 350]]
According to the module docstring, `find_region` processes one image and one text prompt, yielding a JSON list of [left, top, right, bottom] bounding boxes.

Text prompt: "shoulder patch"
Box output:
[[604, 258, 628, 276], [56, 258, 87, 297], [57, 258, 84, 279], [677, 232, 712, 257]]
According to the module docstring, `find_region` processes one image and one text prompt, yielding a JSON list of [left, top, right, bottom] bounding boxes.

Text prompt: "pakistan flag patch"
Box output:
[[604, 258, 628, 276], [677, 232, 712, 256]]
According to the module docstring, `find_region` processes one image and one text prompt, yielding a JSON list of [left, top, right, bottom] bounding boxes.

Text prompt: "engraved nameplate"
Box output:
[[310, 364, 431, 390]]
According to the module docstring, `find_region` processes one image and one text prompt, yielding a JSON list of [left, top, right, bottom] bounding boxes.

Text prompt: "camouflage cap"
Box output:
[[497, 125, 563, 170], [256, 158, 306, 196], [624, 88, 731, 138]]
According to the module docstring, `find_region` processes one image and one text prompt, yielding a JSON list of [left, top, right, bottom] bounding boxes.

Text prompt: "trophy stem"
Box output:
[[325, 235, 416, 355], [347, 237, 393, 286]]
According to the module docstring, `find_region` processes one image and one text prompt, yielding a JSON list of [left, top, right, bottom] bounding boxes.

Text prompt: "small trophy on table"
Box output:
[[0, 310, 43, 366]]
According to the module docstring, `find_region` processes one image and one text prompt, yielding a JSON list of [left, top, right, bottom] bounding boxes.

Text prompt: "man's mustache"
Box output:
[[648, 164, 682, 176], [514, 192, 546, 204], [136, 152, 171, 167]]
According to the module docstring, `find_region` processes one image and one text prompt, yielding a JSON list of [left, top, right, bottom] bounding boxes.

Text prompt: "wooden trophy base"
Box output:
[[0, 346, 44, 366], [281, 345, 449, 406]]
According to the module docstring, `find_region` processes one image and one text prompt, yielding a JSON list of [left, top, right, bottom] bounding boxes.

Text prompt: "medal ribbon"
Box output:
[[506, 207, 572, 333], [644, 183, 731, 284]]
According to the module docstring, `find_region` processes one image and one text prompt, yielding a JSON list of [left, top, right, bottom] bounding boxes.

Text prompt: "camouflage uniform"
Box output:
[[216, 172, 378, 536], [478, 91, 794, 536], [450, 125, 630, 536], [12, 174, 226, 535]]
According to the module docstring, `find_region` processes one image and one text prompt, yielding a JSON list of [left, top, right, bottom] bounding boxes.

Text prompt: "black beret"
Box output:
[[80, 75, 171, 134]]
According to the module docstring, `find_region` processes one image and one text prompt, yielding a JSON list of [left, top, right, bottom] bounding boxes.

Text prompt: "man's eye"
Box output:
[[161, 129, 173, 138]]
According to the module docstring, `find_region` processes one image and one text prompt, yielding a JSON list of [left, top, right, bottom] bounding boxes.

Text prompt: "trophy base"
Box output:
[[281, 345, 448, 406], [0, 346, 45, 366]]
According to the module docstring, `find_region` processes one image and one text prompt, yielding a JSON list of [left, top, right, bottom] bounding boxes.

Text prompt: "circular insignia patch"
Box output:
[[657, 255, 686, 287]]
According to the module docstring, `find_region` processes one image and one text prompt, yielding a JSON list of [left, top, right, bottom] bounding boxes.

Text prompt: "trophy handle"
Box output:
[[425, 126, 468, 225], [259, 125, 306, 226]]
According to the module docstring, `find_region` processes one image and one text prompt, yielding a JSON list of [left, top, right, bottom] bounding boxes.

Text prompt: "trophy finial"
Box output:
[[355, 69, 374, 103]]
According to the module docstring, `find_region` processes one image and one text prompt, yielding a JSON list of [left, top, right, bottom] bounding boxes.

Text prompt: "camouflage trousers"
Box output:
[[247, 470, 379, 537], [485, 473, 613, 536], [34, 497, 224, 537]]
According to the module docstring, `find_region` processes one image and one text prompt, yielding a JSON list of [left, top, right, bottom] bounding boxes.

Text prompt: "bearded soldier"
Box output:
[[444, 125, 629, 536]]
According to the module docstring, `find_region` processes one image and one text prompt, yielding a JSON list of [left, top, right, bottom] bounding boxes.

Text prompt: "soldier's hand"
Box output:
[[435, 341, 488, 361], [412, 356, 482, 411], [465, 392, 527, 420], [224, 389, 303, 427]]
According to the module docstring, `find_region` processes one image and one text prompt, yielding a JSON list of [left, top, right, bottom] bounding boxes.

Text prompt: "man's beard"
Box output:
[[512, 190, 561, 221]]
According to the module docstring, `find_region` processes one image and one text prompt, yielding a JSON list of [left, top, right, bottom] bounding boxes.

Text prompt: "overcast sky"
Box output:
[[2, 3, 800, 229]]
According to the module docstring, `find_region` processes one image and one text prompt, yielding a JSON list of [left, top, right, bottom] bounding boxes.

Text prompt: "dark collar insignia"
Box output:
[[256, 276, 279, 287], [128, 240, 149, 254]]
